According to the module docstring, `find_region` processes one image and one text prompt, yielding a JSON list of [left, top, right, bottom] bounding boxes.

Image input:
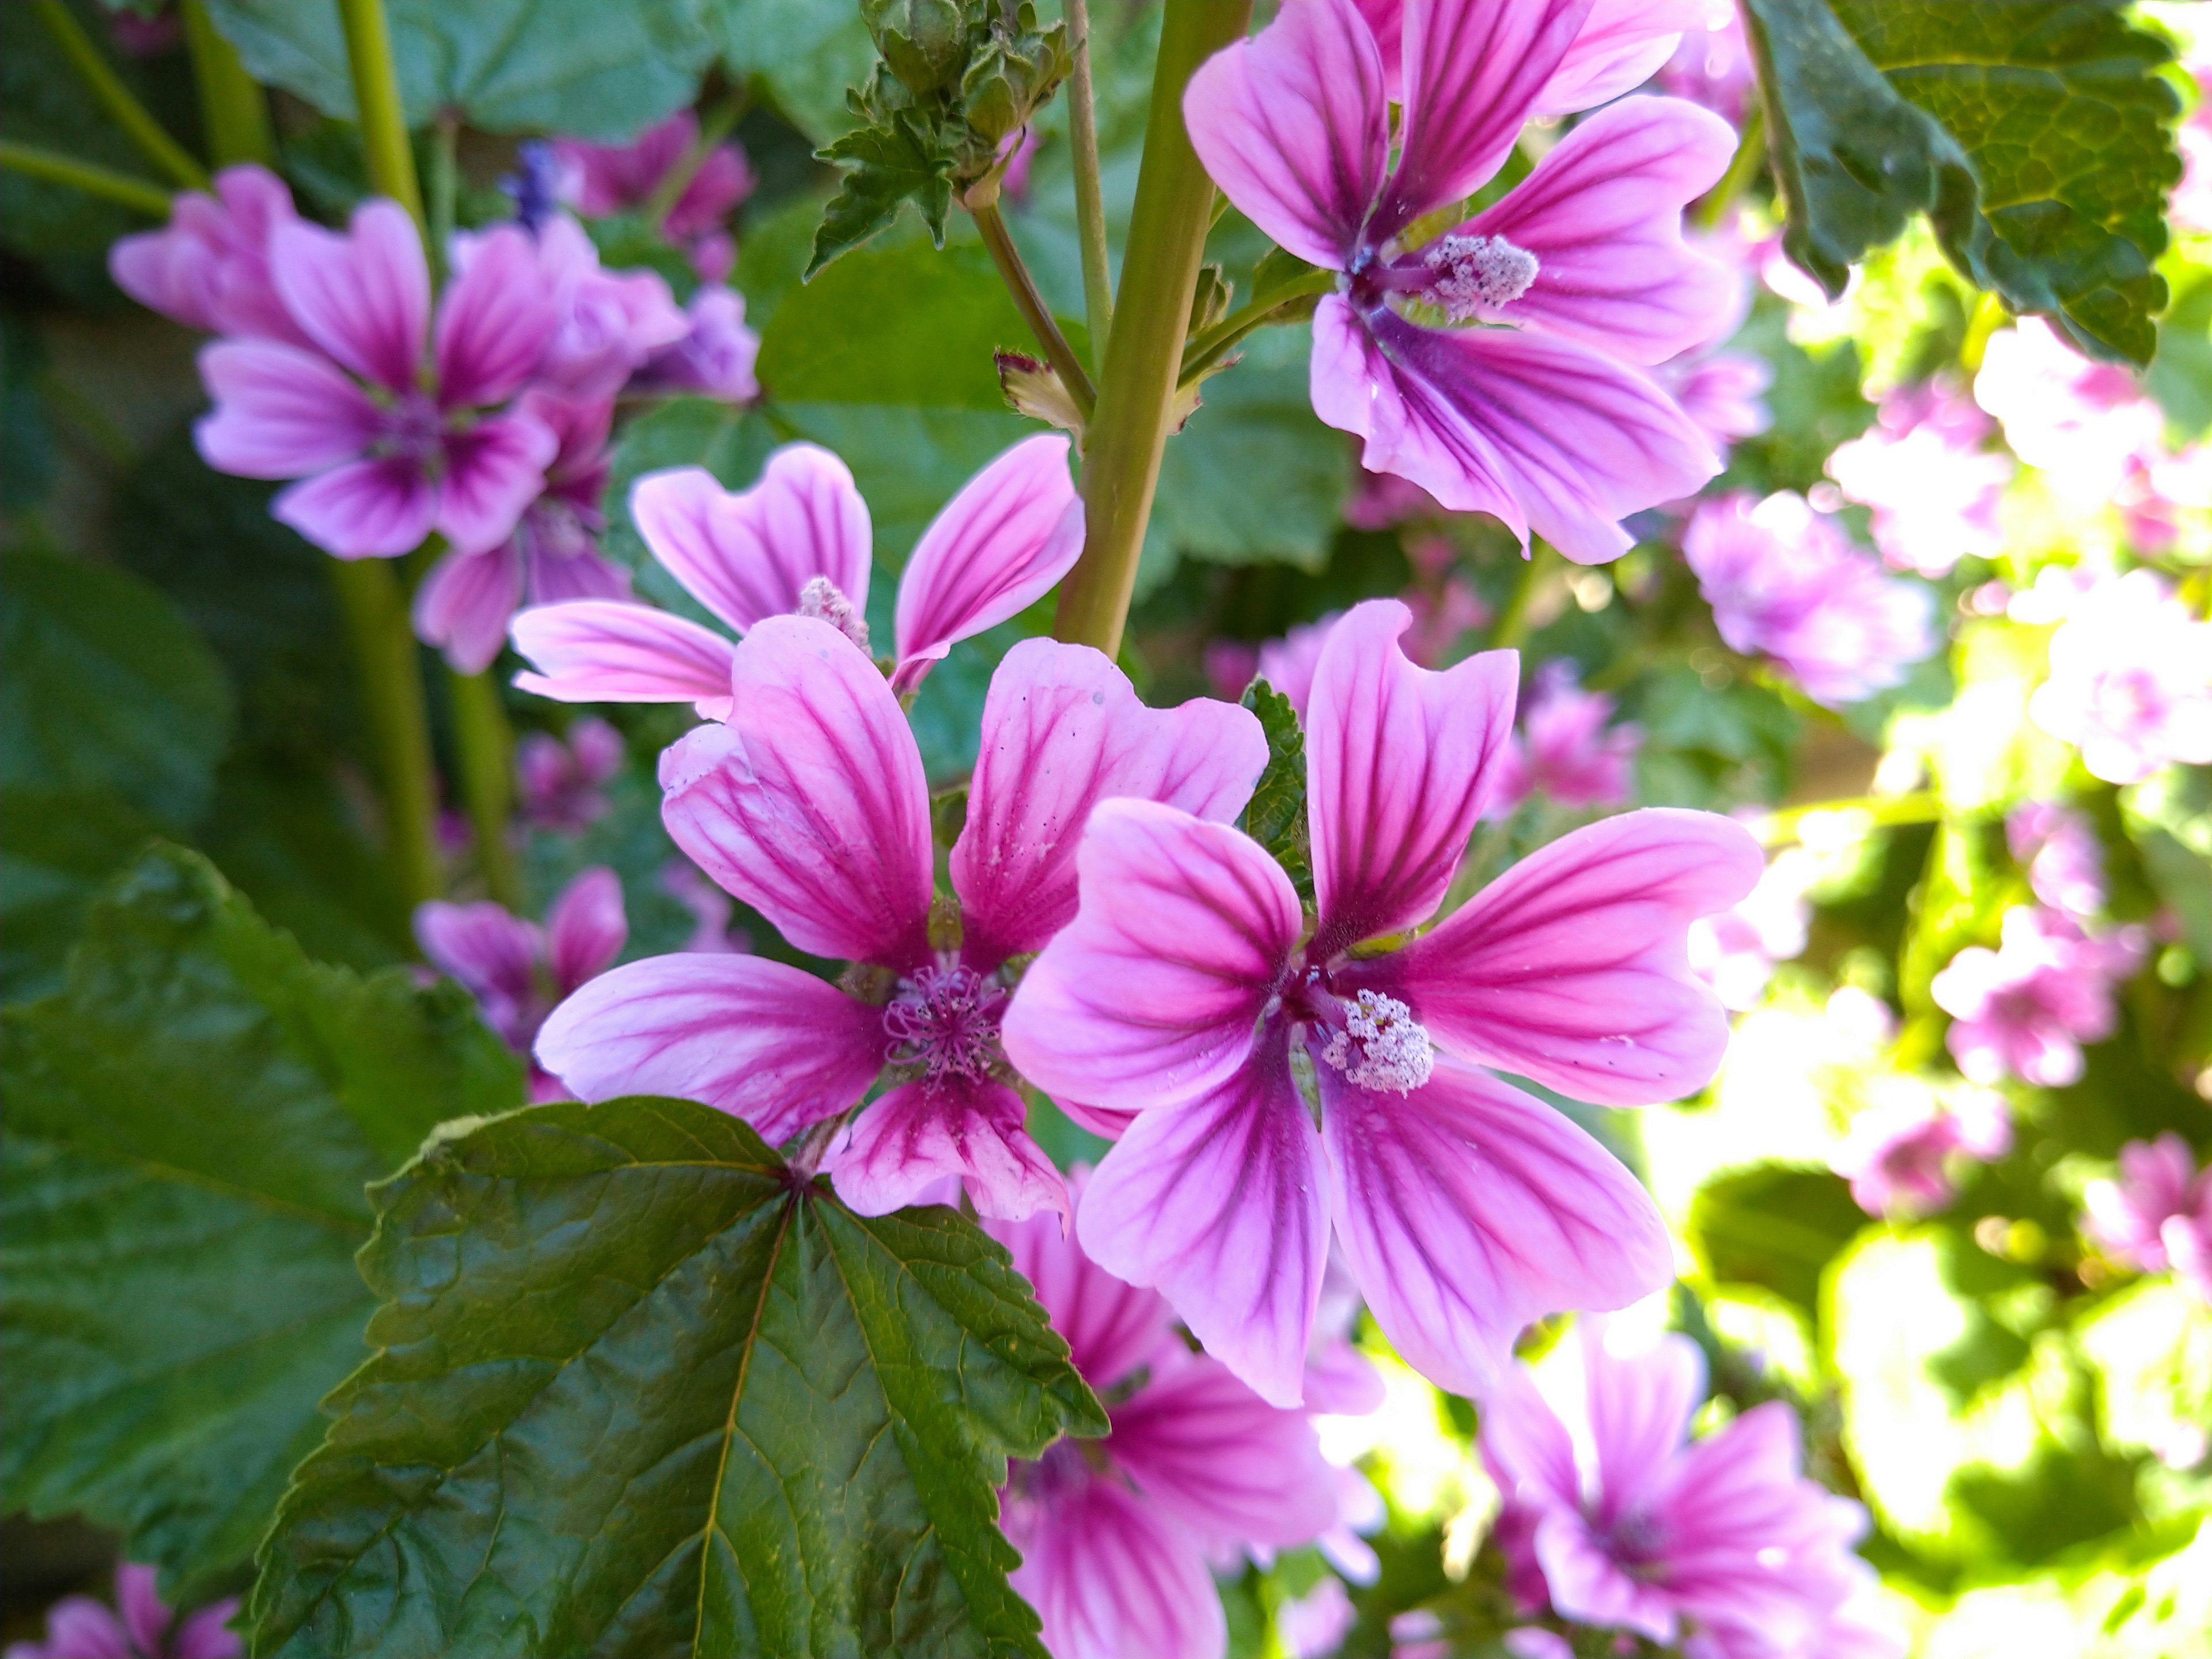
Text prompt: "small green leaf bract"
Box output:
[[1238, 677, 1313, 906], [808, 114, 956, 278], [250, 1096, 1107, 1658]]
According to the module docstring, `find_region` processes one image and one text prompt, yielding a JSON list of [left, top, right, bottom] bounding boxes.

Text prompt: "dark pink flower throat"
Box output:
[[882, 963, 1007, 1082]]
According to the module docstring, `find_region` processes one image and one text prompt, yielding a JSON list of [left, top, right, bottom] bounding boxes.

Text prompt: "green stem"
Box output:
[[328, 559, 442, 912], [448, 667, 521, 908], [1693, 101, 1763, 230], [180, 1, 275, 168], [336, 0, 423, 228], [33, 0, 210, 191], [0, 141, 171, 215], [1755, 791, 1941, 847], [427, 112, 459, 285], [642, 91, 744, 226], [972, 198, 1096, 414], [1052, 0, 1251, 656], [1177, 267, 1335, 387], [1489, 546, 1559, 652], [1064, 0, 1113, 374]]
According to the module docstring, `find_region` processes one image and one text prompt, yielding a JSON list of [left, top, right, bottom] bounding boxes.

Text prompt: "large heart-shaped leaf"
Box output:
[[250, 1095, 1107, 1658]]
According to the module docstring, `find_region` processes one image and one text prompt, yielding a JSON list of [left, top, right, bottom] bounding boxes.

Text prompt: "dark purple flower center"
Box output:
[[883, 963, 1006, 1082], [374, 391, 447, 469], [1603, 1504, 1671, 1577]]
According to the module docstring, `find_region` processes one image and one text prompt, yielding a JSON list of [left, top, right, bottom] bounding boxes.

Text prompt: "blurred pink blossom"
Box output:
[[1931, 907, 2145, 1088], [1831, 1089, 2011, 1218], [555, 111, 755, 279], [1681, 492, 1935, 707], [627, 284, 761, 404], [1653, 218, 1771, 458], [1388, 1609, 1450, 1659], [460, 214, 687, 400], [1687, 846, 1815, 1012], [658, 859, 750, 955], [1402, 573, 1490, 666], [1344, 467, 1446, 531], [1490, 661, 1641, 814], [515, 716, 624, 832], [1825, 379, 2012, 576], [1975, 319, 2165, 512], [2005, 801, 2105, 921], [109, 164, 308, 346], [1656, 1, 1752, 123], [2173, 44, 2212, 235], [6, 1562, 238, 1659], [2028, 568, 2212, 784], [2084, 1134, 2212, 1301], [1277, 1578, 1357, 1659]]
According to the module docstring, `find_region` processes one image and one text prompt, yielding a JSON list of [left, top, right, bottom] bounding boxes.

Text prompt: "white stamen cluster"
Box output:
[[1319, 988, 1435, 1094], [1422, 233, 1540, 320], [797, 575, 872, 652]]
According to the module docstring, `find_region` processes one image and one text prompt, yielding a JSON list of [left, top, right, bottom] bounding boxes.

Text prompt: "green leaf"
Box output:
[[1743, 0, 2183, 364], [250, 1095, 1107, 1658], [0, 847, 522, 1594], [809, 115, 957, 276], [710, 0, 879, 146], [1237, 679, 1312, 906], [200, 0, 718, 141], [1687, 1163, 1870, 1318]]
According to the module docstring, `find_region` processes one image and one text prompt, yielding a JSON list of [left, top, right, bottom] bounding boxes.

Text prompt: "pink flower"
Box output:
[[991, 1179, 1355, 1659], [463, 214, 688, 400], [2176, 44, 2212, 235], [1388, 1609, 1451, 1659], [1481, 1325, 1897, 1659], [555, 111, 755, 279], [658, 858, 749, 955], [1344, 467, 1446, 530], [626, 284, 760, 403], [7, 1563, 238, 1659], [515, 716, 624, 832], [2028, 568, 2212, 784], [1656, 1, 1753, 123], [533, 626, 1267, 1224], [1254, 613, 1344, 719], [1974, 319, 2166, 511], [416, 866, 627, 1099], [2005, 801, 2105, 922], [1825, 378, 2012, 577], [1659, 349, 1772, 452], [1401, 568, 1491, 667], [1681, 492, 1935, 707], [1830, 1089, 2011, 1219], [1490, 661, 1641, 814], [1185, 0, 1732, 564], [195, 200, 558, 558], [1277, 1578, 1357, 1659], [109, 164, 308, 346], [511, 434, 1082, 710], [1002, 600, 1762, 1404], [1686, 847, 1813, 1013], [1931, 906, 2143, 1088], [412, 392, 632, 672], [2084, 1134, 2212, 1301]]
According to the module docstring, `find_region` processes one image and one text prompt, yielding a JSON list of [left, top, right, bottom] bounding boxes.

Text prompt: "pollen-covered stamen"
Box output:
[[882, 963, 1006, 1083], [1421, 233, 1540, 321], [796, 575, 872, 652], [1318, 988, 1435, 1094]]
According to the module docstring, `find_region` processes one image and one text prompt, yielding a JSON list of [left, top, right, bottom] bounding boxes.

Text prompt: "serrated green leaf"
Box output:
[[1744, 0, 2182, 365], [0, 847, 523, 1596], [249, 1095, 1106, 1658], [1237, 678, 1313, 905], [809, 115, 957, 277]]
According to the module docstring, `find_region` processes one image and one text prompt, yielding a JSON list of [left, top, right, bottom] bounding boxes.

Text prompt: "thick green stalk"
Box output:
[[180, 1, 275, 168], [336, 0, 423, 229], [1064, 0, 1113, 373], [973, 198, 1096, 413], [33, 0, 210, 191], [328, 560, 442, 910], [448, 668, 521, 908], [0, 141, 170, 215], [1053, 0, 1250, 656]]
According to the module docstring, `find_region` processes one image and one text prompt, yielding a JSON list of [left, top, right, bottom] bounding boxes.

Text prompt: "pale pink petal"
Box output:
[[268, 201, 428, 392], [1108, 1355, 1342, 1546], [510, 600, 737, 714], [1465, 97, 1737, 365], [1078, 1029, 1328, 1408], [828, 1077, 1069, 1222], [35, 1594, 135, 1659], [535, 953, 884, 1142], [111, 209, 224, 331], [987, 1191, 1179, 1387], [434, 222, 557, 408], [1181, 0, 1387, 270], [1321, 1055, 1672, 1395], [116, 1563, 172, 1656], [435, 411, 558, 555], [1480, 1368, 1582, 1512], [1006, 1478, 1225, 1659], [1001, 799, 1300, 1117], [1349, 0, 1404, 97], [1304, 599, 1517, 956], [891, 434, 1083, 695], [1584, 1327, 1705, 1511], [273, 458, 436, 558], [415, 900, 540, 1009], [659, 616, 934, 969], [1377, 808, 1761, 1106], [412, 544, 525, 673], [1535, 1506, 1678, 1641], [630, 444, 872, 634], [1358, 310, 1720, 563], [547, 866, 626, 993], [194, 340, 377, 478], [172, 1599, 244, 1659], [1537, 0, 1709, 116], [954, 638, 1269, 967], [1373, 0, 1589, 243]]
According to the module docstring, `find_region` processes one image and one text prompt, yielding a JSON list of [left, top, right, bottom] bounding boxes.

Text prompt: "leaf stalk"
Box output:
[[971, 197, 1096, 414], [33, 0, 211, 191]]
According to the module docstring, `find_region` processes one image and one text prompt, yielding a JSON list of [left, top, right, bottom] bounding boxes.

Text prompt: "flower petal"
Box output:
[[630, 444, 872, 634], [828, 1077, 1069, 1223], [1006, 1477, 1225, 1659], [1378, 808, 1762, 1106], [1584, 1326, 1706, 1512], [268, 200, 428, 392], [986, 1188, 1179, 1388], [1109, 1354, 1343, 1546], [1182, 0, 1386, 270], [510, 600, 737, 715], [1536, 0, 1710, 116], [1002, 798, 1300, 1118], [434, 222, 557, 408], [891, 434, 1082, 695], [660, 615, 934, 969], [415, 900, 541, 1009], [1305, 599, 1517, 956], [273, 458, 435, 558], [547, 866, 626, 994], [535, 953, 884, 1143], [1479, 1367, 1582, 1514], [1078, 1027, 1327, 1408], [1466, 97, 1737, 366], [413, 544, 525, 673], [195, 340, 377, 479], [1321, 1055, 1672, 1396], [435, 411, 558, 555], [955, 638, 1270, 967], [1372, 0, 1590, 244]]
